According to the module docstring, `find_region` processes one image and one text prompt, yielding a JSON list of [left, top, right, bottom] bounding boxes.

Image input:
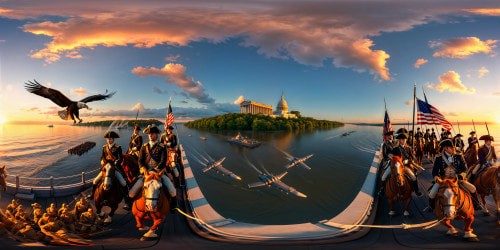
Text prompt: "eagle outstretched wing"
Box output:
[[24, 80, 72, 108], [80, 91, 115, 103]]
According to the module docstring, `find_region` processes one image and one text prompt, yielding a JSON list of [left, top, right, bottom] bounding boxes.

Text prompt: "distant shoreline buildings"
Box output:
[[239, 93, 297, 119]]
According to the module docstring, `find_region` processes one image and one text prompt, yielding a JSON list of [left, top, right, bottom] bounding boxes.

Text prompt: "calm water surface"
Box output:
[[1, 123, 497, 224]]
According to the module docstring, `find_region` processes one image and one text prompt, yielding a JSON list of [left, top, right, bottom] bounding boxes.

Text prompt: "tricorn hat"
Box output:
[[439, 139, 454, 151], [396, 133, 408, 139], [143, 125, 160, 134], [469, 131, 476, 135], [134, 124, 141, 130], [455, 133, 463, 137], [166, 125, 174, 130], [479, 135, 494, 141], [385, 131, 394, 136], [396, 128, 408, 134], [104, 130, 120, 138]]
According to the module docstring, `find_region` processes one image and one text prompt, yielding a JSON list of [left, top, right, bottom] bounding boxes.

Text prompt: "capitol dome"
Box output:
[[277, 94, 288, 112]]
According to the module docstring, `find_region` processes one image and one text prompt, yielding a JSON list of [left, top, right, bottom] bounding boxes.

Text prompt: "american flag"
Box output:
[[416, 98, 452, 131], [165, 100, 174, 126], [383, 110, 393, 141]]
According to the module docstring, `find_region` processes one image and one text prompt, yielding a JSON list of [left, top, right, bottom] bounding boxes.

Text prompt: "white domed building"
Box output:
[[273, 93, 296, 119]]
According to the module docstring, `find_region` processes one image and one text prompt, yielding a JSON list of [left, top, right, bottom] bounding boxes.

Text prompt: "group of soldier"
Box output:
[[381, 126, 496, 212], [87, 123, 179, 210], [0, 196, 101, 241]]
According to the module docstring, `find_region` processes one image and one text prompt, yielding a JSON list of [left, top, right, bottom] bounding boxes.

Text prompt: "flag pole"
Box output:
[[422, 88, 440, 135], [412, 82, 416, 151], [457, 120, 461, 134]]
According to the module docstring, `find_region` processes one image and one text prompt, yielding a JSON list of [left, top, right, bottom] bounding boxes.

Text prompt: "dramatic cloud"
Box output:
[[130, 103, 145, 113], [405, 100, 414, 106], [132, 63, 215, 104], [466, 8, 500, 16], [233, 96, 245, 105], [427, 71, 475, 94], [478, 66, 489, 78], [430, 37, 497, 58], [70, 87, 88, 96], [413, 58, 428, 68], [10, 1, 455, 81]]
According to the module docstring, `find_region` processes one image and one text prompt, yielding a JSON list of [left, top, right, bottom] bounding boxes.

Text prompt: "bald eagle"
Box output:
[[25, 80, 115, 123]]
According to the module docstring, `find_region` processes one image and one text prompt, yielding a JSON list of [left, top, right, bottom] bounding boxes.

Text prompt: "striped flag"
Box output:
[[165, 100, 174, 126], [383, 110, 393, 141], [416, 98, 452, 131]]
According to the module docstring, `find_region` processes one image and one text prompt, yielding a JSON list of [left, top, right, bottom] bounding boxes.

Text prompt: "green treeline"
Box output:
[[185, 113, 343, 131], [76, 119, 163, 127]]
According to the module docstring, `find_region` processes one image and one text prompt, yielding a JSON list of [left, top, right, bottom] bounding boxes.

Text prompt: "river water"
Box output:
[[1, 123, 498, 224]]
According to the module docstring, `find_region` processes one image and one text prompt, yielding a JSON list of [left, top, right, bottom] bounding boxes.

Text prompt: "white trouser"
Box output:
[[429, 180, 476, 199], [129, 175, 176, 198], [93, 171, 127, 187]]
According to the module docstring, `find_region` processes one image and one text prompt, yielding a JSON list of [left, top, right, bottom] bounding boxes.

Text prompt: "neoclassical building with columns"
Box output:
[[240, 93, 296, 119]]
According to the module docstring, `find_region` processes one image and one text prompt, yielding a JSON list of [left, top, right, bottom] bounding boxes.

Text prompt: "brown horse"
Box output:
[[166, 148, 182, 187], [426, 138, 438, 162], [434, 177, 478, 241], [464, 144, 479, 169], [132, 169, 170, 239], [472, 165, 500, 223], [0, 166, 6, 192], [121, 154, 140, 186], [94, 163, 123, 223], [385, 156, 412, 216]]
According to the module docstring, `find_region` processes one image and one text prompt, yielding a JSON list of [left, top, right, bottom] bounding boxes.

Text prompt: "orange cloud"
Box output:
[[478, 66, 489, 78], [132, 63, 214, 104], [427, 71, 475, 94], [466, 8, 500, 16], [430, 37, 497, 58], [130, 103, 145, 113], [405, 100, 414, 106], [70, 87, 88, 96], [413, 58, 428, 68], [19, 6, 396, 80], [233, 96, 245, 105], [0, 8, 13, 15]]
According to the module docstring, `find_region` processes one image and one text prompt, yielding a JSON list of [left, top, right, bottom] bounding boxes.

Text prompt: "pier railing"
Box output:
[[4, 168, 99, 199]]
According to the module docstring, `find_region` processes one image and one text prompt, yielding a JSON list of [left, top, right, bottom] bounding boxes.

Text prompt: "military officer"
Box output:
[[88, 130, 131, 210], [390, 128, 422, 197], [59, 208, 77, 232], [46, 203, 57, 218], [79, 208, 101, 233], [161, 125, 178, 150], [382, 131, 395, 166], [423, 129, 431, 144], [6, 199, 20, 217], [58, 203, 69, 217], [131, 125, 177, 209], [126, 124, 143, 158], [426, 139, 482, 212], [453, 133, 465, 153], [469, 135, 497, 182], [466, 131, 478, 151], [430, 128, 437, 140], [416, 127, 424, 138]]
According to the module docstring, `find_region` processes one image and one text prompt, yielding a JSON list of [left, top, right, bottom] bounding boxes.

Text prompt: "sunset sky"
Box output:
[[0, 0, 500, 124]]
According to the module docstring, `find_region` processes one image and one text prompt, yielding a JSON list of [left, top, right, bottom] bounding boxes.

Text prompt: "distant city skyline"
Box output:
[[1, 0, 500, 125]]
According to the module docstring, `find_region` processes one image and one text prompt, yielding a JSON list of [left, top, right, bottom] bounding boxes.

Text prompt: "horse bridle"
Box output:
[[437, 185, 462, 209]]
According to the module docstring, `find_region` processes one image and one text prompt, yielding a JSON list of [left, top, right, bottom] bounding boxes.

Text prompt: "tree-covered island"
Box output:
[[185, 113, 343, 131]]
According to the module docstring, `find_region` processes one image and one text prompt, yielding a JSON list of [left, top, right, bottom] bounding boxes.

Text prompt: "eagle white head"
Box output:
[[77, 102, 90, 109]]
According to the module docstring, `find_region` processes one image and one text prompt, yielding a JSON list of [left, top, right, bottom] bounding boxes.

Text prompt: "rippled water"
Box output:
[[1, 123, 498, 224]]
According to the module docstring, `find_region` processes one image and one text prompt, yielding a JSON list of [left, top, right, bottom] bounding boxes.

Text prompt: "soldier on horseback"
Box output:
[[453, 133, 465, 153], [424, 129, 431, 143], [130, 125, 177, 209], [161, 125, 178, 150], [467, 131, 478, 151], [426, 139, 483, 212], [382, 131, 395, 164], [416, 127, 424, 138], [126, 124, 143, 159], [430, 128, 437, 140], [380, 129, 422, 197], [469, 135, 497, 183], [87, 130, 132, 210]]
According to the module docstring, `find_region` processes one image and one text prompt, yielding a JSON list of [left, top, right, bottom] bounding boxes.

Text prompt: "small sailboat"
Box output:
[[200, 136, 208, 141], [48, 124, 54, 128]]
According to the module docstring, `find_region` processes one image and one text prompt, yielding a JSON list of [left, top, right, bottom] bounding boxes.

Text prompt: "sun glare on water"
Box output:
[[0, 115, 8, 124]]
